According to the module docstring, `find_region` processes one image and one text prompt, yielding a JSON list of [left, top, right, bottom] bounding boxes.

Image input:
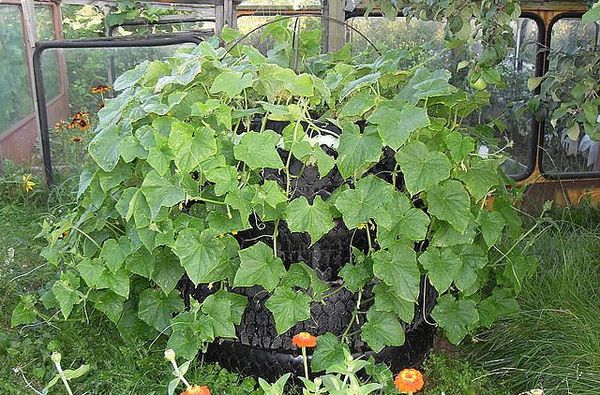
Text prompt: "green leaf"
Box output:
[[456, 159, 500, 201], [138, 288, 183, 332], [396, 141, 451, 195], [430, 220, 477, 248], [259, 373, 292, 395], [265, 286, 312, 334], [214, 289, 248, 325], [398, 68, 455, 102], [339, 91, 377, 118], [280, 262, 328, 300], [100, 238, 130, 273], [89, 290, 125, 324], [210, 71, 253, 97], [336, 122, 383, 179], [205, 166, 239, 196], [477, 210, 506, 249], [174, 229, 225, 285], [419, 247, 461, 293], [77, 258, 105, 288], [444, 131, 475, 163], [426, 180, 471, 233], [11, 295, 38, 327], [361, 308, 405, 352], [311, 333, 350, 372], [169, 122, 217, 173], [201, 290, 247, 338], [368, 104, 429, 150], [373, 283, 414, 323], [334, 175, 396, 229], [372, 242, 420, 302], [114, 60, 148, 90], [140, 170, 185, 219], [146, 136, 174, 176], [583, 5, 600, 23], [125, 248, 155, 279], [233, 131, 284, 170], [89, 124, 121, 172], [527, 76, 544, 91], [62, 364, 90, 380], [478, 289, 519, 328], [431, 295, 479, 345], [96, 269, 131, 298], [338, 249, 373, 292], [340, 72, 380, 99], [452, 244, 488, 292], [152, 250, 185, 295], [252, 180, 287, 209], [234, 242, 286, 291], [52, 276, 81, 319], [376, 194, 430, 247], [285, 196, 335, 244], [168, 310, 213, 360]]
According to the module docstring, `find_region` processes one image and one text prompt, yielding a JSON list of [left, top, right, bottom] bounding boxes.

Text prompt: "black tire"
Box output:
[[178, 118, 437, 378]]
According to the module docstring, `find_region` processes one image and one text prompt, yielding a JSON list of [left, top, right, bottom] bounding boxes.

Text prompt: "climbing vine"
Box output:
[[27, 20, 533, 363]]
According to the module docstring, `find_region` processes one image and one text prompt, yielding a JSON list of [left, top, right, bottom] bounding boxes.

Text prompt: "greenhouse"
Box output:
[[0, 0, 599, 394]]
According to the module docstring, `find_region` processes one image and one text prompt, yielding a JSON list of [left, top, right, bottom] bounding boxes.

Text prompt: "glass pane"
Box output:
[[39, 42, 196, 181], [237, 16, 323, 60], [0, 5, 33, 135], [61, 4, 105, 39], [348, 17, 446, 63], [112, 20, 215, 36], [36, 5, 61, 101], [347, 17, 539, 178], [542, 18, 600, 174]]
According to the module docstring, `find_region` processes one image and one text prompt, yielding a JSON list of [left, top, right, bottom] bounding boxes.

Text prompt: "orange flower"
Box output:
[[71, 136, 83, 143], [181, 385, 211, 395], [68, 111, 90, 131], [91, 85, 111, 94], [394, 368, 424, 394], [292, 332, 317, 348], [54, 120, 66, 129]]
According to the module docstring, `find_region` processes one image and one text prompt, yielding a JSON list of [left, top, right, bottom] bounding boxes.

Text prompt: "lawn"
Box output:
[[2, 167, 599, 395], [0, 170, 516, 394]]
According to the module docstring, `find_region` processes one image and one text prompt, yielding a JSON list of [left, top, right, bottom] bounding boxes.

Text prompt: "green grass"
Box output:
[[468, 210, 600, 394], [422, 353, 511, 395], [0, 165, 511, 394], [0, 173, 259, 394]]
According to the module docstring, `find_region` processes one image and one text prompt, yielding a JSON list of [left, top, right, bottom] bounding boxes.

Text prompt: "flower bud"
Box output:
[[51, 352, 62, 364], [530, 390, 544, 395], [314, 377, 322, 387], [164, 349, 176, 362]]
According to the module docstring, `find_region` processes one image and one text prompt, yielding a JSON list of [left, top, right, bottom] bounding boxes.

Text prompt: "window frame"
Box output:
[[538, 11, 600, 179], [33, 34, 204, 184]]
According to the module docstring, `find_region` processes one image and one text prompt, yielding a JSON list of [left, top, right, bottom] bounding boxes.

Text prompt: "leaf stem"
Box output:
[[302, 346, 309, 379], [53, 360, 74, 395], [170, 359, 191, 389], [189, 196, 227, 206], [342, 290, 362, 340]]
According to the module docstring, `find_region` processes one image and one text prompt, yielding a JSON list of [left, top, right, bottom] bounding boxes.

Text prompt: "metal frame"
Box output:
[[33, 34, 203, 184], [106, 15, 217, 37]]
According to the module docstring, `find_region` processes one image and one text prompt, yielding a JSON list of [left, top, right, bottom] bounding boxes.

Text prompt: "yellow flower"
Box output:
[[22, 174, 36, 193]]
